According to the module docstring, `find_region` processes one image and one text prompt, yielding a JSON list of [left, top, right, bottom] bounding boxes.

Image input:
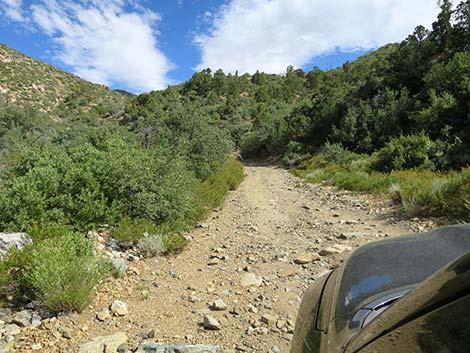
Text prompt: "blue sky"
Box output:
[[0, 0, 440, 93]]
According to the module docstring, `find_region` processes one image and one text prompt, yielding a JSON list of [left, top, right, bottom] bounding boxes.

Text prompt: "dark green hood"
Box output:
[[335, 224, 470, 324]]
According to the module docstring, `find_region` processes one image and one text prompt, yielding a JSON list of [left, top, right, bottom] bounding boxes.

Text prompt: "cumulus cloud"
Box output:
[[4, 0, 173, 92], [195, 0, 441, 74], [0, 0, 25, 22]]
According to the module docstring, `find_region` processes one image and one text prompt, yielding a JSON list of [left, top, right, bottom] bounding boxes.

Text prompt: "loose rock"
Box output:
[[240, 273, 262, 287], [211, 299, 227, 311], [110, 300, 128, 316], [96, 308, 111, 322], [260, 313, 277, 325], [78, 332, 127, 353], [136, 343, 218, 353], [294, 253, 319, 265], [11, 310, 32, 327], [108, 258, 128, 278], [203, 315, 221, 330], [4, 324, 20, 336], [0, 233, 32, 261]]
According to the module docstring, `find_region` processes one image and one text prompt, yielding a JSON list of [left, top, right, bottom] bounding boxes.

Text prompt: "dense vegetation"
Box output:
[[0, 91, 243, 311], [0, 0, 469, 312]]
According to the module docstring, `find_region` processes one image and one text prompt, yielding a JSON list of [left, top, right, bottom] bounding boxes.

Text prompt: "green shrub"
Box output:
[[373, 133, 447, 172], [162, 233, 190, 253], [196, 157, 244, 212], [294, 154, 469, 222], [26, 233, 109, 312], [303, 169, 326, 183], [112, 217, 159, 243], [113, 217, 190, 254], [25, 222, 73, 242], [0, 133, 198, 231], [322, 142, 368, 167], [0, 233, 109, 312], [110, 157, 243, 255], [328, 170, 394, 194], [282, 141, 311, 167], [438, 168, 470, 220], [0, 245, 35, 300], [399, 177, 449, 216], [240, 132, 265, 158]]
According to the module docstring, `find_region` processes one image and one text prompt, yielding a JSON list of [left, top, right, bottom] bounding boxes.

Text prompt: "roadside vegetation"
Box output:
[[0, 91, 243, 312], [0, 0, 468, 313], [292, 143, 470, 222]]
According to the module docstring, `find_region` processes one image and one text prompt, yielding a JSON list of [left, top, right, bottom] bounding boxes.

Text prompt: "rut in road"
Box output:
[[19, 165, 432, 353]]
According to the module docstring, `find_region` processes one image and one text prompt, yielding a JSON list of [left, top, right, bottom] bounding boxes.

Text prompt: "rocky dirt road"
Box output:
[[14, 164, 435, 353]]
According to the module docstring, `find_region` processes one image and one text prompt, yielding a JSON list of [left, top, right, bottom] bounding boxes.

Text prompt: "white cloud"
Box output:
[[195, 0, 441, 74], [3, 0, 173, 92], [0, 0, 25, 22]]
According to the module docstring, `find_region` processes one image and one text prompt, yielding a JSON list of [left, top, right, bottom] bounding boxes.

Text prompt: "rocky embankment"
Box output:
[[0, 165, 436, 353]]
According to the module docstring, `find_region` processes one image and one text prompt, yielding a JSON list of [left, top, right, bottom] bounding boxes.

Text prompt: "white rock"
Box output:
[[96, 309, 111, 321], [211, 299, 227, 311], [318, 247, 340, 256], [260, 313, 277, 325], [4, 324, 20, 336], [188, 295, 201, 303], [110, 300, 128, 316], [240, 273, 262, 287], [11, 310, 32, 327], [31, 343, 43, 351], [0, 233, 32, 261], [108, 258, 128, 278], [247, 304, 258, 314]]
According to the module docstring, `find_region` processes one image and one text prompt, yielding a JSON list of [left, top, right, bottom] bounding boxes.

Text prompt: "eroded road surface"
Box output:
[[17, 165, 435, 353]]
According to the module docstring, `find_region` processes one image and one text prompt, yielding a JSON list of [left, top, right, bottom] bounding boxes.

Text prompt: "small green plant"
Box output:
[[0, 232, 109, 312], [137, 233, 166, 257], [162, 233, 190, 253], [26, 233, 109, 312], [113, 217, 158, 243], [25, 222, 72, 241], [113, 217, 190, 254]]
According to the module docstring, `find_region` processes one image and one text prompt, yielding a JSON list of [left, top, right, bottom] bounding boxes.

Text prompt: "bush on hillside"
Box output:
[[27, 233, 109, 312], [322, 142, 369, 168], [282, 141, 311, 167], [372, 133, 448, 172], [111, 157, 243, 254], [0, 134, 198, 231]]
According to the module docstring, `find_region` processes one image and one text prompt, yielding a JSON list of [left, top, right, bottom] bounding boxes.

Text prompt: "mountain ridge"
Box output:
[[0, 43, 129, 118]]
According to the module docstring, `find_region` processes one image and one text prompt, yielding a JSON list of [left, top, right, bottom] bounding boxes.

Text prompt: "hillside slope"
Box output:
[[0, 44, 129, 118]]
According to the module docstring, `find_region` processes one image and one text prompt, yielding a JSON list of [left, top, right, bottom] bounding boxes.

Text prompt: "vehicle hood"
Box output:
[[334, 224, 470, 327]]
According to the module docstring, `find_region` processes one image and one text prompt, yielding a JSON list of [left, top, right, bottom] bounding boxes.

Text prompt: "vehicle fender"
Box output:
[[291, 272, 332, 353]]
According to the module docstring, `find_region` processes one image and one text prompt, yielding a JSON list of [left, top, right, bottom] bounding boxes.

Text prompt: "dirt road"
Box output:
[[17, 165, 435, 352]]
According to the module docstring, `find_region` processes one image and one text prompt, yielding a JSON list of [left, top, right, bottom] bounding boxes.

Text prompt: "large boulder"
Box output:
[[135, 343, 218, 353], [0, 233, 32, 261]]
